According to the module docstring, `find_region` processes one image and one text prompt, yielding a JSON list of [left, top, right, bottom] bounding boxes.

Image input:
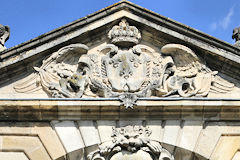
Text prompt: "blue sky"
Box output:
[[1, 0, 240, 48]]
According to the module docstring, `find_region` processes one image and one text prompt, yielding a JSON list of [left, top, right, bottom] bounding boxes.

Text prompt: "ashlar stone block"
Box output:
[[78, 121, 100, 147], [52, 121, 85, 153]]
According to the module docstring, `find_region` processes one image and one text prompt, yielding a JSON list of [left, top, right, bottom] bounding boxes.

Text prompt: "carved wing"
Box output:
[[161, 44, 200, 77], [160, 44, 234, 97], [14, 44, 88, 95], [210, 75, 234, 94]]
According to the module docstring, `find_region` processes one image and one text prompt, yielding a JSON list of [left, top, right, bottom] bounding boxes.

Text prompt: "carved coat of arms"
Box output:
[[14, 19, 234, 108]]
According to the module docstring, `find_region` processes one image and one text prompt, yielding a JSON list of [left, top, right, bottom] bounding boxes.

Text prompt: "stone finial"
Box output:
[[0, 24, 10, 52], [232, 27, 240, 47], [108, 19, 141, 47]]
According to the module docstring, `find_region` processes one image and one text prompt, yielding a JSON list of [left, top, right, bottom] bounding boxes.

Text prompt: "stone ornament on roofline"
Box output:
[[14, 19, 234, 108], [232, 26, 240, 48], [0, 24, 10, 52]]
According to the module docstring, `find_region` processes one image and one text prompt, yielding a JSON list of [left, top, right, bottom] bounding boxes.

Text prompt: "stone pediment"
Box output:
[[0, 0, 240, 107], [1, 2, 240, 160]]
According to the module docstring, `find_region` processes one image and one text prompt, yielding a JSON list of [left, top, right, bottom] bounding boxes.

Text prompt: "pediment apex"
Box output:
[[0, 1, 239, 59], [0, 1, 239, 66]]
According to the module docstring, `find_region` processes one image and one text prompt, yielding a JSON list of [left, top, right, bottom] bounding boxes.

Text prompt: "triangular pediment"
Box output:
[[0, 0, 240, 105], [1, 3, 240, 160]]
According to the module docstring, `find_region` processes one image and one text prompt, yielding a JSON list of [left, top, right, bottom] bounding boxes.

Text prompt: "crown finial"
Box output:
[[108, 19, 141, 47]]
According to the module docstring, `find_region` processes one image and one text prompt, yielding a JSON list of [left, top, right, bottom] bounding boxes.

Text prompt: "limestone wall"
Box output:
[[0, 120, 239, 160]]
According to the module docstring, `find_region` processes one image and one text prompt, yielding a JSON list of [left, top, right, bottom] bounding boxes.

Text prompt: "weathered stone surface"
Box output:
[[58, 101, 82, 120], [33, 123, 66, 160], [147, 120, 163, 142], [0, 1, 240, 160], [78, 121, 100, 146], [88, 125, 174, 160], [174, 148, 193, 160], [68, 149, 84, 160], [119, 120, 143, 127], [0, 122, 66, 160], [178, 121, 203, 152], [0, 152, 29, 160], [194, 122, 240, 159], [0, 99, 240, 121], [52, 121, 85, 153], [8, 18, 236, 108], [210, 136, 240, 160], [1, 119, 240, 160], [110, 150, 152, 160], [162, 120, 180, 146], [97, 120, 116, 142], [2, 136, 51, 160], [232, 151, 240, 160]]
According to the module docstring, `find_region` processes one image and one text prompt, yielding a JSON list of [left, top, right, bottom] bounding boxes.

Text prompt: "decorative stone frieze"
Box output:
[[14, 19, 235, 108]]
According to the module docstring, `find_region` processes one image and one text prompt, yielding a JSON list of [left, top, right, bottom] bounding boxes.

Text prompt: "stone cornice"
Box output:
[[0, 98, 239, 121]]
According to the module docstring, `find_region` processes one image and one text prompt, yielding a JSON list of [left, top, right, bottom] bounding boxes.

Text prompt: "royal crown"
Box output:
[[108, 19, 141, 47]]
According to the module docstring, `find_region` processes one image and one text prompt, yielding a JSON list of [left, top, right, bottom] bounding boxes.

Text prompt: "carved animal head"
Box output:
[[112, 126, 151, 152]]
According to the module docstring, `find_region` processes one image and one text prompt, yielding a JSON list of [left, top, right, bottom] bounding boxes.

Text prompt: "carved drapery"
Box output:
[[14, 19, 234, 108], [88, 126, 174, 160]]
